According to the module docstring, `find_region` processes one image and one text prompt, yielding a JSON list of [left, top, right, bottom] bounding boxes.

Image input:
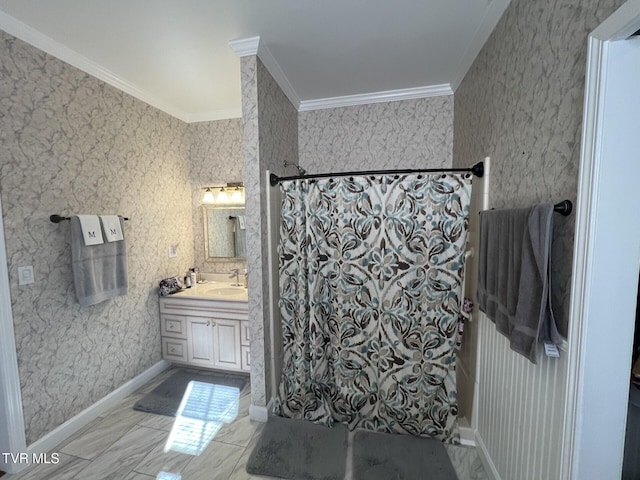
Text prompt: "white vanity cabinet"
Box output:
[[159, 294, 249, 373]]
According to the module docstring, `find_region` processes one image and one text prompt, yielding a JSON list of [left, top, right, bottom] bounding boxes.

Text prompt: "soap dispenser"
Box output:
[[243, 269, 248, 288]]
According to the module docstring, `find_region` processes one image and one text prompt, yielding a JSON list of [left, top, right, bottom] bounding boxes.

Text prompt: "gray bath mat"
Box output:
[[352, 429, 457, 480], [246, 415, 348, 480], [133, 369, 247, 416]]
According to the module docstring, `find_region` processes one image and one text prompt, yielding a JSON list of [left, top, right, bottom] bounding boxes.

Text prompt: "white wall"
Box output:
[[0, 194, 26, 474]]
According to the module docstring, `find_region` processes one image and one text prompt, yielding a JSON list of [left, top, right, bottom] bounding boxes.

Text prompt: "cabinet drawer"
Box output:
[[241, 345, 251, 371], [162, 337, 188, 362], [161, 314, 186, 339], [240, 321, 250, 346]]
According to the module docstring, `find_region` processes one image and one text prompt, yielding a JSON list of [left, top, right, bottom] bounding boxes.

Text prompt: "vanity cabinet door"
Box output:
[[213, 318, 242, 370], [186, 316, 215, 367], [212, 318, 242, 371]]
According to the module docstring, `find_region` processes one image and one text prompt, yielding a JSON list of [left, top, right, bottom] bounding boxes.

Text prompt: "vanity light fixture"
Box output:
[[202, 187, 215, 204], [201, 182, 244, 204]]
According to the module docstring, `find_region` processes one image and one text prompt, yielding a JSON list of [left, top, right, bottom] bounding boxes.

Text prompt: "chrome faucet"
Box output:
[[229, 268, 239, 285]]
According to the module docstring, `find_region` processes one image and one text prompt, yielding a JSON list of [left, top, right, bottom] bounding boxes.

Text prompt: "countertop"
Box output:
[[169, 281, 248, 302]]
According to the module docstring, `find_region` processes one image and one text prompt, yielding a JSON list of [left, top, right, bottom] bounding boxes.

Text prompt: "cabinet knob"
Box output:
[[206, 321, 210, 326], [211, 322, 216, 327]]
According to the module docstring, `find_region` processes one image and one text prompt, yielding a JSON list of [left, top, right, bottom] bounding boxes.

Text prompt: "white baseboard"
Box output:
[[457, 416, 475, 446], [249, 404, 268, 422], [475, 430, 501, 480], [458, 426, 476, 446], [249, 397, 274, 423], [15, 360, 171, 472]]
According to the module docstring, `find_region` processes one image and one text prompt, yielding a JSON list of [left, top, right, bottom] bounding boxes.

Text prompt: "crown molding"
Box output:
[[228, 36, 260, 57], [298, 84, 453, 112], [229, 35, 301, 110], [230, 36, 452, 113]]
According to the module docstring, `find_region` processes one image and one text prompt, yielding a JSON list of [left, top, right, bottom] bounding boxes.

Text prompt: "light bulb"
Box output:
[[202, 188, 215, 204], [231, 187, 242, 203], [217, 187, 229, 203]]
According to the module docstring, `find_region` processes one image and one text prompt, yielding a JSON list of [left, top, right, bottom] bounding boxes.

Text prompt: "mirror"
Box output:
[[203, 205, 246, 262]]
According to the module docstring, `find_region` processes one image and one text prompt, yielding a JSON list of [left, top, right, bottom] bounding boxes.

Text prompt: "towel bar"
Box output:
[[50, 214, 129, 223], [480, 200, 572, 217]]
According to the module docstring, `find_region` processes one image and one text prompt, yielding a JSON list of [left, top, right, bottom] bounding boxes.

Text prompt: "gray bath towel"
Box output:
[[71, 216, 128, 306], [477, 204, 563, 363]]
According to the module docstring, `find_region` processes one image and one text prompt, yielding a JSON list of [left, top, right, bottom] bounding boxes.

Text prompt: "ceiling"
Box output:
[[0, 0, 510, 123]]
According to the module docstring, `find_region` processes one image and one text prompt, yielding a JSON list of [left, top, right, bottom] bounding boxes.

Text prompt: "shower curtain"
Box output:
[[274, 172, 472, 443]]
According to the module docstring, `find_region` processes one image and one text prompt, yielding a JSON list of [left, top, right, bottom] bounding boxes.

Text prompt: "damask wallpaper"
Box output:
[[242, 55, 299, 410], [0, 31, 194, 444], [298, 96, 453, 174], [188, 118, 246, 274]]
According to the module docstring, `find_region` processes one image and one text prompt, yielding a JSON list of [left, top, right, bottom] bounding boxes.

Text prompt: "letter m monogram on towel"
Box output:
[[100, 215, 124, 242], [77, 215, 104, 246]]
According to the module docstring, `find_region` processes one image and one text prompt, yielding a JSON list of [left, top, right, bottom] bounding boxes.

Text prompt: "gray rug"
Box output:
[[133, 369, 247, 416], [352, 429, 457, 480], [246, 416, 348, 480]]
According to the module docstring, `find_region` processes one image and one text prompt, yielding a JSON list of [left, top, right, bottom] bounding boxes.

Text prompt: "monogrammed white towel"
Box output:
[[100, 215, 124, 242], [77, 215, 104, 245]]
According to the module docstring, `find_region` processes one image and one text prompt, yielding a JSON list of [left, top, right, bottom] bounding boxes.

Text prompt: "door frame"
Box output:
[[0, 195, 27, 474], [562, 1, 640, 478]]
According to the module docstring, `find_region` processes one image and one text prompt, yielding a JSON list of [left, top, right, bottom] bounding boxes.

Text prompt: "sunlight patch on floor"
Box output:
[[164, 381, 240, 456]]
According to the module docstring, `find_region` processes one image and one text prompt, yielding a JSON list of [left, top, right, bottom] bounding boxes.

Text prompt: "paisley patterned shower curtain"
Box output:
[[274, 172, 472, 443]]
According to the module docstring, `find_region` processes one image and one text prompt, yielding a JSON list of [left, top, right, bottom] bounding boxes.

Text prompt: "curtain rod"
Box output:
[[50, 214, 129, 223], [269, 161, 484, 187]]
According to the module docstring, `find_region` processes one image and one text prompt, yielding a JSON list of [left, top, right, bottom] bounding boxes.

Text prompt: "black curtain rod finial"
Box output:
[[471, 161, 484, 178], [269, 173, 279, 187]]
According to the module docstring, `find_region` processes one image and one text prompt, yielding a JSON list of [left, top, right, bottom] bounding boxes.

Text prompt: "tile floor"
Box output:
[[6, 367, 489, 480]]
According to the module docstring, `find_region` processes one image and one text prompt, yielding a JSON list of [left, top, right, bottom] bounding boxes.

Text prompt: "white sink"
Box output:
[[206, 286, 246, 296]]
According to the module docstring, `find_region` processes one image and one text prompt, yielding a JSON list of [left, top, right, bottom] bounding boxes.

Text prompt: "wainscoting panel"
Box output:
[[476, 312, 568, 480]]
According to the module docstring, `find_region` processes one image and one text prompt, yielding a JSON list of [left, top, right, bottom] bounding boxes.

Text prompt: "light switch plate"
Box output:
[[168, 245, 178, 258], [18, 265, 34, 285]]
